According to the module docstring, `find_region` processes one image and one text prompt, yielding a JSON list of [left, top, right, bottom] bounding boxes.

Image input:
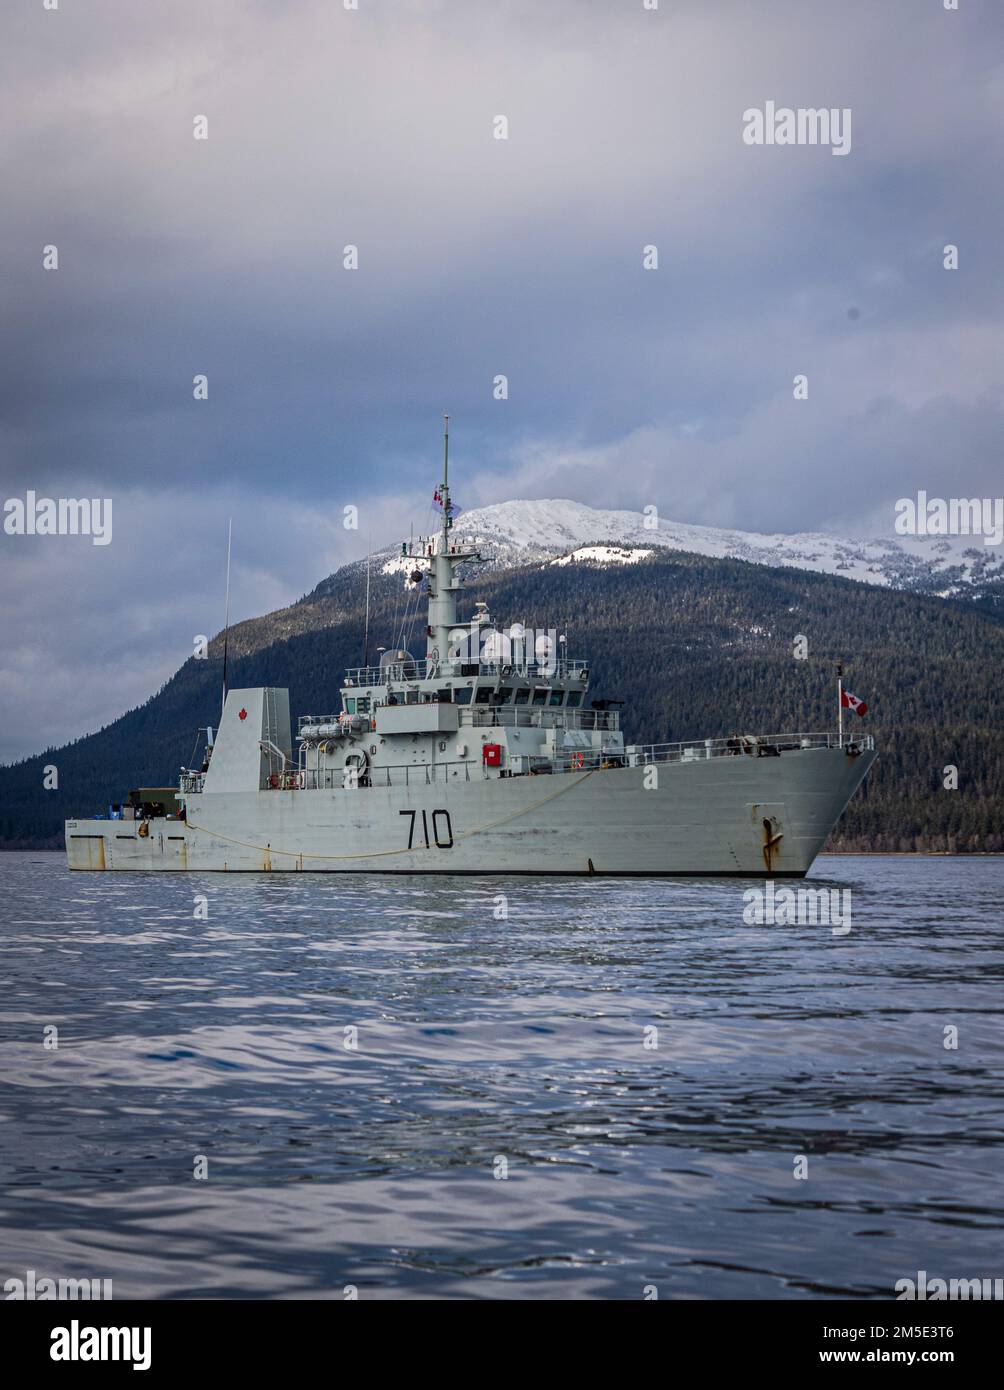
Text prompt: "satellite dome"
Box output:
[[380, 648, 414, 667]]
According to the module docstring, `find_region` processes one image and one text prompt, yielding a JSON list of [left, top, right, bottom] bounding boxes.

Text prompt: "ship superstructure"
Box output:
[[66, 427, 876, 875]]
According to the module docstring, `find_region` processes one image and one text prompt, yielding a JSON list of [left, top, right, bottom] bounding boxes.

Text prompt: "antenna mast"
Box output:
[[424, 414, 484, 669], [221, 518, 233, 721], [442, 413, 450, 545], [363, 535, 371, 668]]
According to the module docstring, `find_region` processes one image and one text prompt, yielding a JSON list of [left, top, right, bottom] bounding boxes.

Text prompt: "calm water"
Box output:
[[0, 852, 1001, 1300]]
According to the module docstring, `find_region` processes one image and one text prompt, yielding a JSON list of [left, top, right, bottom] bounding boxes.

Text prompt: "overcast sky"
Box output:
[[1, 0, 1002, 761]]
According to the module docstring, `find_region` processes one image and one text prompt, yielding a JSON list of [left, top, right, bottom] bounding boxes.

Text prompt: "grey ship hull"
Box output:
[[66, 744, 874, 876]]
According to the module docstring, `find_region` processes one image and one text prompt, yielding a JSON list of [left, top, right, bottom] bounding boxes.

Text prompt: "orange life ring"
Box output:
[[571, 751, 585, 770]]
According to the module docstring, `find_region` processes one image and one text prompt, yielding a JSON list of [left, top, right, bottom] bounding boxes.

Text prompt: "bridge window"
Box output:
[[475, 687, 493, 705], [566, 690, 582, 708], [532, 688, 548, 707], [549, 689, 564, 707], [454, 687, 473, 705], [356, 696, 371, 714], [344, 697, 356, 714], [514, 688, 529, 706], [498, 687, 513, 703]]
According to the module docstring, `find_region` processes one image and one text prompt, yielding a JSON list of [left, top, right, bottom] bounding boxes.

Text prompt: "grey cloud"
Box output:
[[1, 0, 1002, 757]]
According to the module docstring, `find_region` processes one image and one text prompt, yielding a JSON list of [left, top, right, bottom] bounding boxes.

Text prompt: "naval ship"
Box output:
[[65, 435, 876, 875]]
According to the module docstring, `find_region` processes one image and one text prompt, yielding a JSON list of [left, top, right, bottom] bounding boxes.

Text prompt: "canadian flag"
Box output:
[[841, 688, 868, 718]]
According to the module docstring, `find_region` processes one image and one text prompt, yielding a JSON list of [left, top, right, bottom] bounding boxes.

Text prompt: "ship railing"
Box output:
[[456, 659, 589, 680], [188, 729, 871, 795], [297, 699, 610, 735], [302, 732, 866, 789], [340, 658, 590, 687], [367, 761, 476, 788], [625, 731, 875, 765], [545, 731, 873, 773], [342, 661, 428, 686], [460, 707, 619, 731], [290, 761, 479, 791]]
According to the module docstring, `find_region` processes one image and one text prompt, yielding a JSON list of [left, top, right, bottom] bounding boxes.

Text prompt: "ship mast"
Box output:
[[441, 413, 451, 551], [422, 416, 483, 674], [221, 517, 232, 721], [442, 414, 449, 514]]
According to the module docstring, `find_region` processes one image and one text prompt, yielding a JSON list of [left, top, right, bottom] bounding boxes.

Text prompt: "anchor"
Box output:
[[762, 817, 784, 871]]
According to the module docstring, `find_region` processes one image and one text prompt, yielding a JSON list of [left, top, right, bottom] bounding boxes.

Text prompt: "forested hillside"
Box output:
[[2, 552, 1001, 852]]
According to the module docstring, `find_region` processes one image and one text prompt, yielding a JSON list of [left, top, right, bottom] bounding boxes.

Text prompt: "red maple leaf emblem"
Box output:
[[238, 707, 247, 721]]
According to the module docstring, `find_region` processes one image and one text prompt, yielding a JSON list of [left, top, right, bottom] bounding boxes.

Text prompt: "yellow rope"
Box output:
[[184, 769, 596, 863]]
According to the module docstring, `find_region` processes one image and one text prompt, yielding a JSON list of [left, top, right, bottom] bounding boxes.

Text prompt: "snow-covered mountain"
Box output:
[[355, 498, 1003, 604]]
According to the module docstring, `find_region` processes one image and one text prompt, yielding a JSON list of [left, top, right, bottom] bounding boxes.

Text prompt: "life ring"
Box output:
[[571, 751, 585, 770]]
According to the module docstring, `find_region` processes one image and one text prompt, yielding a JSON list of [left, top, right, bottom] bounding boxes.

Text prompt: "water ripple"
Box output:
[[0, 852, 1001, 1298]]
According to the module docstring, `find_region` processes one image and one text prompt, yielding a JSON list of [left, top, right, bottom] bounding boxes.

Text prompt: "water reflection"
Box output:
[[0, 853, 1001, 1298]]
